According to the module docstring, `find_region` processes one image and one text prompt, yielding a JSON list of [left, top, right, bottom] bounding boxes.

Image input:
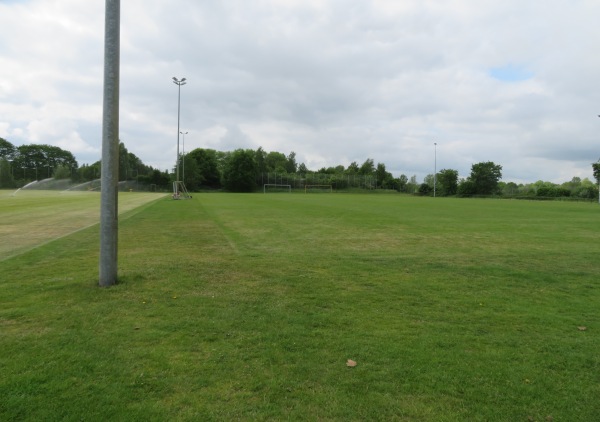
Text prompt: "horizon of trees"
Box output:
[[2, 136, 599, 199]]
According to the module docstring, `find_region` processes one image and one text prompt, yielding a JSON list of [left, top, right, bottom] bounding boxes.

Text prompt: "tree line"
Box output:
[[1, 136, 599, 199], [0, 137, 170, 189]]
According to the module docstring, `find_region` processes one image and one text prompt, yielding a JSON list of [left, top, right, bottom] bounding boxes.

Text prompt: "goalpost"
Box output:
[[263, 184, 291, 193], [172, 181, 192, 199], [305, 184, 333, 193]]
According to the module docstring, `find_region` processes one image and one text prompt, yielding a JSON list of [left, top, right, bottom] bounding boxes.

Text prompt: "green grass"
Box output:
[[0, 190, 166, 260], [1, 192, 599, 421]]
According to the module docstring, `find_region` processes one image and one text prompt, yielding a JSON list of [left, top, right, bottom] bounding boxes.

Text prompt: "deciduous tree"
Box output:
[[468, 161, 502, 195], [359, 158, 375, 175], [285, 152, 297, 174], [222, 149, 258, 192], [437, 169, 459, 196], [592, 162, 600, 185], [188, 148, 221, 188], [0, 137, 16, 159]]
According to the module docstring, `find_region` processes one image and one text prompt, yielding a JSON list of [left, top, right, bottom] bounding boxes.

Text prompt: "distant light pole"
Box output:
[[180, 131, 188, 183], [434, 142, 437, 198], [173, 77, 186, 195]]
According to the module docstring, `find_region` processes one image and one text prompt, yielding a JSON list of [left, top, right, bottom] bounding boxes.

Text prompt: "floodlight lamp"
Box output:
[[181, 78, 186, 82]]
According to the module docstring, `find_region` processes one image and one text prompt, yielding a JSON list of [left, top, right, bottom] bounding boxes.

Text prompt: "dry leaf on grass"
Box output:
[[346, 359, 357, 367]]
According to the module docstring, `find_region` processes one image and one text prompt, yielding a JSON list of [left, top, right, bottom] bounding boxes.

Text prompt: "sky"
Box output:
[[1, 0, 599, 184]]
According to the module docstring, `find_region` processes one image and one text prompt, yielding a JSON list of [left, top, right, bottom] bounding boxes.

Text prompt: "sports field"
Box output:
[[1, 191, 599, 420], [0, 190, 167, 261]]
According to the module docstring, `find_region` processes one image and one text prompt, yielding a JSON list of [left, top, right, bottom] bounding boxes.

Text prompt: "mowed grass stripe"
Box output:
[[0, 193, 599, 421], [0, 190, 167, 261]]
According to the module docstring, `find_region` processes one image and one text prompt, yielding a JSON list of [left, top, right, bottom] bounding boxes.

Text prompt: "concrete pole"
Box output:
[[99, 0, 120, 287]]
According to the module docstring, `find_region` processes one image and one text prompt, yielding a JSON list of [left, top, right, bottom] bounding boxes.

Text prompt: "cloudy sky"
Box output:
[[1, 0, 599, 184]]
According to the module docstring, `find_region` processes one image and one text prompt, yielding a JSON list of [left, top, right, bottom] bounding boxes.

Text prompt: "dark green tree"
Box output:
[[12, 144, 77, 180], [396, 174, 408, 192], [502, 182, 519, 196], [265, 151, 288, 173], [346, 161, 360, 174], [222, 149, 258, 192], [188, 148, 221, 188], [255, 147, 267, 174], [318, 166, 337, 174], [457, 179, 477, 196], [77, 162, 101, 182], [437, 169, 459, 196], [359, 158, 375, 175], [0, 158, 16, 188], [468, 161, 503, 195], [54, 165, 72, 180], [418, 183, 432, 195], [297, 163, 309, 176], [0, 137, 16, 159], [181, 155, 200, 190], [119, 143, 129, 180], [285, 152, 298, 174], [592, 162, 600, 185], [375, 162, 394, 188]]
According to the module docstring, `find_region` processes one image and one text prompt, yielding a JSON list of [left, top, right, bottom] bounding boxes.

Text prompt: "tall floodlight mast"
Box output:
[[173, 77, 186, 196], [99, 0, 120, 287]]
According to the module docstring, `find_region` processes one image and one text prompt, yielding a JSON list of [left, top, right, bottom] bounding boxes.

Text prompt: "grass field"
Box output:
[[1, 191, 599, 421], [0, 190, 166, 261]]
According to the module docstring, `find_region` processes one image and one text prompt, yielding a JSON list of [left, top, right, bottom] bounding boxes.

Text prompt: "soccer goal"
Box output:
[[172, 181, 192, 199], [263, 184, 291, 193], [305, 184, 333, 193]]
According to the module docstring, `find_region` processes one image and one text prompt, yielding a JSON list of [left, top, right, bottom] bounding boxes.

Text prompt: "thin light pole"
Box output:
[[180, 131, 188, 183], [173, 77, 186, 195], [434, 142, 437, 198], [99, 0, 120, 287]]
